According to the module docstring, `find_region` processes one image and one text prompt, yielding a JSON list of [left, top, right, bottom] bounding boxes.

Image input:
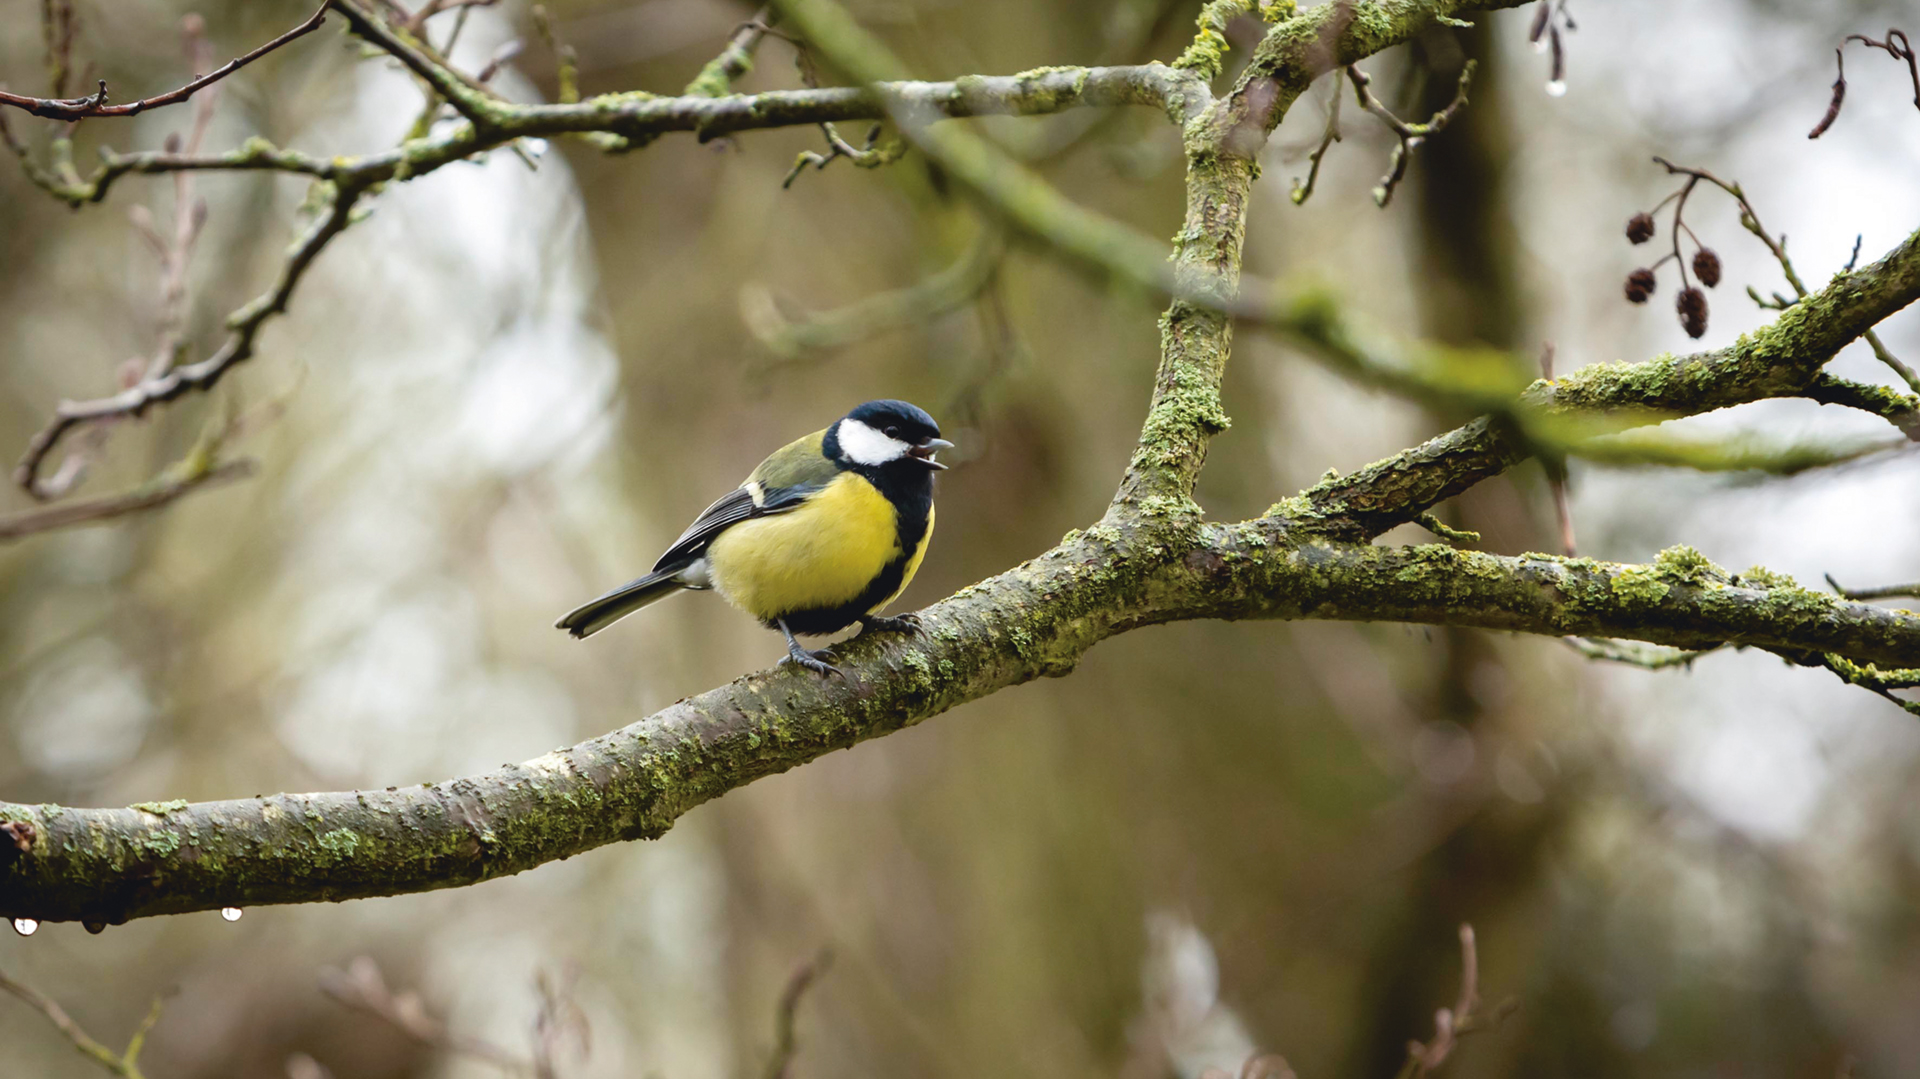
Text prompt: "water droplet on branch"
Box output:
[[12, 918, 38, 936], [221, 907, 244, 922], [1546, 79, 1568, 98]]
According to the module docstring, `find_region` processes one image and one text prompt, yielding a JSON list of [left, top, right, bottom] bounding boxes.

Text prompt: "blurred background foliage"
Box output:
[[3, 0, 1920, 1075]]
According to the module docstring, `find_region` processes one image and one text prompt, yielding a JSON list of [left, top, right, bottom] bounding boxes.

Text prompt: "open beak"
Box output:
[[908, 437, 954, 470]]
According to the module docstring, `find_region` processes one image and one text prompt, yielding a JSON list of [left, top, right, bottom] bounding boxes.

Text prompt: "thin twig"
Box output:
[[15, 183, 364, 496], [1810, 29, 1917, 138], [1824, 574, 1920, 602], [1393, 924, 1509, 1079], [531, 966, 590, 1079], [0, 968, 168, 1079], [1566, 637, 1721, 670], [782, 120, 906, 187], [318, 957, 536, 1075], [763, 949, 833, 1079], [1344, 59, 1475, 208], [0, 3, 330, 121], [743, 227, 1003, 363], [1811, 652, 1920, 715], [328, 0, 504, 129], [403, 0, 499, 37], [0, 460, 255, 543], [1289, 74, 1341, 205]]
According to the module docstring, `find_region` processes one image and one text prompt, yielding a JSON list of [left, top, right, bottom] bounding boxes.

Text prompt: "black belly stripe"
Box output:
[[774, 461, 934, 635]]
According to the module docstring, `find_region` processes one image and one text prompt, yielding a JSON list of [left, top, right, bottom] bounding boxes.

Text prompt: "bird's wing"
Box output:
[[649, 430, 838, 571]]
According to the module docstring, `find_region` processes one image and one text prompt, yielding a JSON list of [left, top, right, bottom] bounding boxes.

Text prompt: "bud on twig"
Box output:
[[1626, 212, 1655, 244], [1692, 247, 1721, 287], [1624, 268, 1656, 304], [1676, 286, 1708, 338]]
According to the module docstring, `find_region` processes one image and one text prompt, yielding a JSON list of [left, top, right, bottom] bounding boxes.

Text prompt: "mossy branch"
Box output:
[[5, 522, 1913, 924], [1298, 224, 1920, 540], [4, 0, 1917, 929]]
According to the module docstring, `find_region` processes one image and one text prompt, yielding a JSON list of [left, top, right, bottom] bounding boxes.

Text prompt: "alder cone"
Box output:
[[1625, 268, 1657, 304], [1693, 247, 1722, 287], [1676, 286, 1708, 338], [1626, 212, 1656, 244]]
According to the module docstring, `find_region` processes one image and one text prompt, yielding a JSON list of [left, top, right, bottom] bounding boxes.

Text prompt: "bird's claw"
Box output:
[[859, 613, 923, 636], [781, 644, 844, 679]]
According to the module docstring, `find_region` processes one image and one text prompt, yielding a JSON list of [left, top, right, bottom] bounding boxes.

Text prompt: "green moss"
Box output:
[[1652, 544, 1726, 586], [1266, 495, 1315, 518], [143, 830, 182, 856], [1611, 565, 1671, 605], [1171, 0, 1249, 80], [684, 54, 749, 99], [1736, 565, 1798, 590], [1755, 586, 1838, 618], [318, 828, 361, 857]]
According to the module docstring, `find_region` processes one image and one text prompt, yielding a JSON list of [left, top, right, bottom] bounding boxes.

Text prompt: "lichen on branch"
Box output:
[[3, 0, 1917, 928]]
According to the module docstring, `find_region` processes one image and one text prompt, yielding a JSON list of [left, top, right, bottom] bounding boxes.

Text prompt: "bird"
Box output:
[[555, 399, 952, 676]]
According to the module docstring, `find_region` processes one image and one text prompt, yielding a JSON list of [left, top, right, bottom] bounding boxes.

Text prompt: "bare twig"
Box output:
[[743, 226, 1003, 363], [318, 957, 536, 1075], [762, 949, 833, 1079], [403, 0, 500, 37], [0, 460, 255, 543], [1289, 74, 1342, 205], [25, 17, 226, 502], [0, 3, 329, 122], [15, 182, 364, 496], [41, 0, 81, 100], [1566, 637, 1721, 670], [328, 0, 504, 128], [1810, 29, 1918, 138], [1824, 574, 1920, 602], [0, 968, 169, 1079], [1344, 59, 1475, 208], [1393, 924, 1510, 1079]]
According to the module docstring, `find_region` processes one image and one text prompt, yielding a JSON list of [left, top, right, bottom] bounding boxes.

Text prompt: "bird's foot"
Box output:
[[781, 640, 844, 678], [858, 613, 923, 636]]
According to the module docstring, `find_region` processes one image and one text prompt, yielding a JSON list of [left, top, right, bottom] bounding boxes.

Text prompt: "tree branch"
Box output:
[[5, 0, 1918, 931], [0, 966, 166, 1079], [0, 3, 329, 122], [14, 184, 362, 495], [4, 522, 1913, 923], [0, 459, 254, 543], [1296, 224, 1920, 539]]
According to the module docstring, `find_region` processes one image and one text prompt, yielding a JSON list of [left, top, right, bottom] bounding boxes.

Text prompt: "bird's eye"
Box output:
[[884, 426, 900, 439]]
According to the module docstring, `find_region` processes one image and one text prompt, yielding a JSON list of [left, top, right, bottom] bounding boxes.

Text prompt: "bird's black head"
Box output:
[[829, 399, 953, 471]]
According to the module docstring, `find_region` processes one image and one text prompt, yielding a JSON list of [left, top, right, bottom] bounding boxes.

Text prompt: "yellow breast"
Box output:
[[705, 472, 901, 622]]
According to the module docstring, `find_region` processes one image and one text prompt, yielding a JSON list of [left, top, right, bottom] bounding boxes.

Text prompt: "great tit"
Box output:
[[555, 400, 953, 675]]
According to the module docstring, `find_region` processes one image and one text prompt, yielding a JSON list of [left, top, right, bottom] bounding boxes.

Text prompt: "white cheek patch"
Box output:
[[838, 418, 911, 466]]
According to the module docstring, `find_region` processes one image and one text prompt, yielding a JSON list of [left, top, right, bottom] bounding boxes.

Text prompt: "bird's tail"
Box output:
[[555, 566, 689, 639]]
